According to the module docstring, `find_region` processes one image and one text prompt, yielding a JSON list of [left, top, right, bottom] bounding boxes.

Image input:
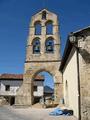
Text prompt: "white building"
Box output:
[[0, 74, 23, 105], [0, 74, 44, 105], [33, 75, 44, 103]]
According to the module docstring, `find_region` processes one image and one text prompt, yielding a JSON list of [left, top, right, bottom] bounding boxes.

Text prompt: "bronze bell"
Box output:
[[47, 45, 52, 50]]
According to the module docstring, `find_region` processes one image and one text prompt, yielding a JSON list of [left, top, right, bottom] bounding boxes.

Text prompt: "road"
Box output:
[[0, 106, 77, 120]]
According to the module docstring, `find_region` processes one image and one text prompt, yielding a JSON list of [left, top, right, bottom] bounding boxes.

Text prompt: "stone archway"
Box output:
[[15, 67, 63, 106], [32, 69, 54, 104], [31, 68, 63, 104]]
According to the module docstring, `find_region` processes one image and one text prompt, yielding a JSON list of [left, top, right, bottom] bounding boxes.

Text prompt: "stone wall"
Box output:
[[78, 33, 90, 120]]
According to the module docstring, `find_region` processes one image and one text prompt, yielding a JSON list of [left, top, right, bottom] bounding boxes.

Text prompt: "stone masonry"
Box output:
[[15, 9, 63, 106], [77, 30, 90, 120]]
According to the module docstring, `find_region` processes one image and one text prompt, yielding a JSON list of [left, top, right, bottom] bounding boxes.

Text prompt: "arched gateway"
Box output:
[[15, 9, 63, 106]]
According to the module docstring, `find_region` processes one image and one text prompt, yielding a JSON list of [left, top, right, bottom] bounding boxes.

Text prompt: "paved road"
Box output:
[[0, 106, 77, 120]]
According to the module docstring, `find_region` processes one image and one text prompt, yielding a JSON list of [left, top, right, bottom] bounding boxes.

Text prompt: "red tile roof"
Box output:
[[0, 74, 44, 81], [0, 74, 23, 80]]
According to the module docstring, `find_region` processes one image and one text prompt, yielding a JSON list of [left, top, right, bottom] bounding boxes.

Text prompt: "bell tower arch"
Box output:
[[15, 9, 63, 106]]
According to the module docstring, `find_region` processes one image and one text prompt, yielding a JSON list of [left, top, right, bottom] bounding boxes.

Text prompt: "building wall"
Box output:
[[0, 80, 22, 96], [63, 47, 79, 118], [33, 81, 44, 97], [78, 33, 90, 120]]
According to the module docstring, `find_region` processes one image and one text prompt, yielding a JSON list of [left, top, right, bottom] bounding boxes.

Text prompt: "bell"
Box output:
[[47, 45, 52, 50], [35, 46, 39, 50]]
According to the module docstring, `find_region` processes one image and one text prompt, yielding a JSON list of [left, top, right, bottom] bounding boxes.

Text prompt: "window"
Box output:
[[34, 21, 41, 35], [42, 11, 46, 19], [45, 37, 54, 53], [34, 86, 37, 91], [5, 85, 10, 91], [33, 38, 40, 54], [46, 21, 53, 35]]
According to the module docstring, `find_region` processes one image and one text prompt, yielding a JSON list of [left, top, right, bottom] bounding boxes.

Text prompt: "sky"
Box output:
[[0, 0, 90, 83], [39, 72, 54, 89]]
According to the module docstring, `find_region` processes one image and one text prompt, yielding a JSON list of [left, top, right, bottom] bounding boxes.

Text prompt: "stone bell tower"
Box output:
[[15, 9, 63, 106]]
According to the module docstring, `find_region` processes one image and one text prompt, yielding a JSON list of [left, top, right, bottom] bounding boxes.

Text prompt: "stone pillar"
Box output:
[[54, 83, 63, 103], [15, 73, 34, 106], [78, 36, 90, 120], [54, 70, 63, 103]]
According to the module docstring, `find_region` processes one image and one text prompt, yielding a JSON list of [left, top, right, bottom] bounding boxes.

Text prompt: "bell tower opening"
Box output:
[[34, 21, 41, 35], [45, 37, 54, 53], [42, 11, 46, 20], [46, 20, 53, 35], [32, 38, 40, 54]]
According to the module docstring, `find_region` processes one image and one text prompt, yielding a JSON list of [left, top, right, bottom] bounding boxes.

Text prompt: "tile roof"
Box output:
[[0, 74, 23, 80], [0, 74, 44, 81]]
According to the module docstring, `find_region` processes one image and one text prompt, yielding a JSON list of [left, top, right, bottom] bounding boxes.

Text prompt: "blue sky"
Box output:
[[39, 72, 54, 89], [0, 0, 90, 76]]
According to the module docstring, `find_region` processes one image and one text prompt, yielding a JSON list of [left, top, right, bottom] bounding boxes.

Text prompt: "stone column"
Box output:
[[54, 71, 63, 103], [15, 73, 34, 106], [54, 83, 63, 103]]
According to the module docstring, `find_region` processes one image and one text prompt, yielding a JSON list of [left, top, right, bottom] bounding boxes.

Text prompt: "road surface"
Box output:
[[0, 106, 77, 120]]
